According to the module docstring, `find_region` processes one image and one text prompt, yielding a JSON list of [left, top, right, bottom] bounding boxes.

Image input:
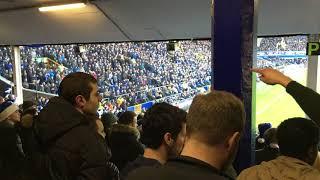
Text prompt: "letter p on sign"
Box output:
[[307, 42, 320, 56]]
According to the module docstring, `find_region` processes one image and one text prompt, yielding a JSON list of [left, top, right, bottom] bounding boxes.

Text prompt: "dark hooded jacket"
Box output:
[[33, 97, 114, 180], [109, 124, 144, 170], [0, 120, 26, 180]]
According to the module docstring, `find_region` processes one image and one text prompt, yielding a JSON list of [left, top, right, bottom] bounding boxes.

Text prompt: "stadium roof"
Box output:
[[0, 0, 319, 45]]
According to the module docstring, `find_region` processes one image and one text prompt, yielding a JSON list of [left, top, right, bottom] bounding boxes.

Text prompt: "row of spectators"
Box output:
[[257, 57, 307, 69]]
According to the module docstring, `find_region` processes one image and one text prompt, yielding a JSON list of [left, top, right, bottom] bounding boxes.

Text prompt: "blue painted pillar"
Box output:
[[211, 0, 258, 172]]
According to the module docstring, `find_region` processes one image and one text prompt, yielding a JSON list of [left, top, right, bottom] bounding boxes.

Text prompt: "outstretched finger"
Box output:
[[251, 68, 264, 74]]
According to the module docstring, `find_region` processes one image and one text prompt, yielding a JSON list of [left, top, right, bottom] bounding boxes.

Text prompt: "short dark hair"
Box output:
[[187, 91, 245, 145], [141, 103, 187, 149], [277, 117, 319, 160], [58, 72, 97, 105], [118, 111, 137, 125]]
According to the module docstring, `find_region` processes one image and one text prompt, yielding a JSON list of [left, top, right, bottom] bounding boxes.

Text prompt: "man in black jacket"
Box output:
[[127, 91, 245, 180], [33, 72, 115, 180], [0, 101, 24, 180]]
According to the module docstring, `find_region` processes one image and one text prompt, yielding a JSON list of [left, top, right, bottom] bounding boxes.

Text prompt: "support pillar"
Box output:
[[12, 46, 23, 104], [211, 0, 259, 172], [307, 34, 320, 92]]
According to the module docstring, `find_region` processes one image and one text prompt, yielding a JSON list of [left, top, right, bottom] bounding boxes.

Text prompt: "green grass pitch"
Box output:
[[255, 65, 307, 128]]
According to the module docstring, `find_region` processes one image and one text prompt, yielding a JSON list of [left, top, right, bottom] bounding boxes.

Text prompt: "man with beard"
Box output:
[[121, 103, 187, 179]]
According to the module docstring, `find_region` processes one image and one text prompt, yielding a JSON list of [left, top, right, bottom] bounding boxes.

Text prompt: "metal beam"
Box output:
[[12, 46, 23, 104]]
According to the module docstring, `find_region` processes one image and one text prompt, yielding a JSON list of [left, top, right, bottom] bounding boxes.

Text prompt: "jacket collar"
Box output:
[[168, 156, 234, 180]]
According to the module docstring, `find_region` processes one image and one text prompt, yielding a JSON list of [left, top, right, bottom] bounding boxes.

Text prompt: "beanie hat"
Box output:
[[0, 101, 19, 122], [258, 123, 272, 137]]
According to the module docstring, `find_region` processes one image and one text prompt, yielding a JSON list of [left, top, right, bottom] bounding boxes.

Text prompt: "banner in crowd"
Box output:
[[134, 104, 142, 114]]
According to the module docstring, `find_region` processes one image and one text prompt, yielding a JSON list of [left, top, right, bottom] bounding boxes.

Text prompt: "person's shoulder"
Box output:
[[126, 166, 161, 180], [301, 168, 320, 180], [237, 164, 268, 180], [70, 124, 99, 142], [121, 156, 161, 179], [56, 123, 99, 149], [127, 164, 230, 180]]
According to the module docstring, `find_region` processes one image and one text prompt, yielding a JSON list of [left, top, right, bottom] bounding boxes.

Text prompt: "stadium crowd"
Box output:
[[257, 36, 307, 51], [256, 36, 308, 73], [0, 41, 211, 112]]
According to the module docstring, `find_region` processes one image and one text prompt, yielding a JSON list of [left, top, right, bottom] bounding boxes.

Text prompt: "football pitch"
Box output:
[[255, 64, 307, 128]]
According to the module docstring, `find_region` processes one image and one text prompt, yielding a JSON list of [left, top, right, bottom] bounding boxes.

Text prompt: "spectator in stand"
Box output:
[[121, 103, 187, 179], [101, 112, 118, 132], [109, 111, 144, 170], [20, 101, 37, 128], [0, 101, 25, 180], [255, 123, 272, 150], [238, 118, 320, 180], [255, 128, 279, 165], [33, 72, 118, 180]]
